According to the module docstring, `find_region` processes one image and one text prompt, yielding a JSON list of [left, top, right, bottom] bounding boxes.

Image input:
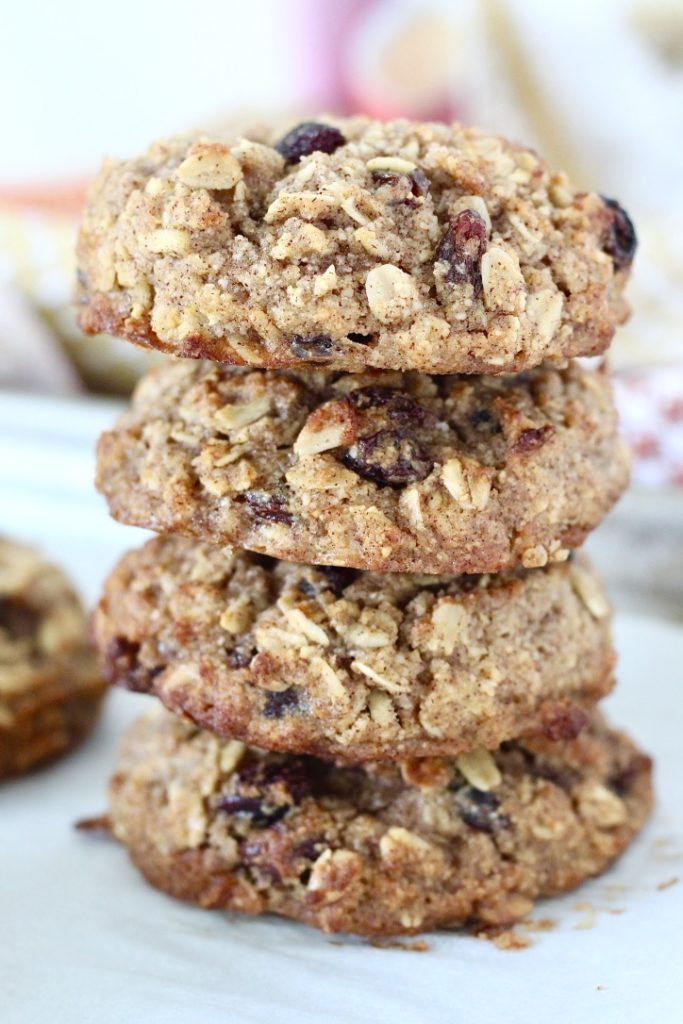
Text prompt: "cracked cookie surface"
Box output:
[[106, 708, 652, 937], [95, 536, 615, 761], [0, 538, 105, 779], [96, 360, 630, 574], [76, 117, 634, 375]]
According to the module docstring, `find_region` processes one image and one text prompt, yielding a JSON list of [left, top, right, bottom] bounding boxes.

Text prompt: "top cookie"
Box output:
[[76, 118, 635, 375]]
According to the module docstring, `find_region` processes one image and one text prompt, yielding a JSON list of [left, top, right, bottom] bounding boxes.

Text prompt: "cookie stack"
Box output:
[[79, 118, 652, 936]]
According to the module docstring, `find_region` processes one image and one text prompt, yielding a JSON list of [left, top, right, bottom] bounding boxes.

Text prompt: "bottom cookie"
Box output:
[[107, 709, 652, 937]]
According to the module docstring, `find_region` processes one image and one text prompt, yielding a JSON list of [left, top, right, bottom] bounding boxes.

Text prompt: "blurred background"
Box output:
[[1, 0, 682, 614]]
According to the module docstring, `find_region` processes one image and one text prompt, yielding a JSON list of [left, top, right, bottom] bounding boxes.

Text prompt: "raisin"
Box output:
[[104, 636, 162, 692], [0, 597, 40, 641], [275, 122, 346, 165], [529, 760, 579, 790], [238, 757, 320, 803], [371, 169, 430, 203], [290, 334, 336, 361], [453, 787, 510, 833], [349, 386, 430, 425], [218, 756, 321, 827], [347, 332, 374, 345], [511, 424, 554, 454], [371, 170, 401, 187], [609, 754, 652, 797], [600, 196, 637, 270], [217, 795, 288, 828], [409, 169, 431, 197], [340, 429, 433, 487], [434, 209, 488, 292], [263, 688, 301, 719], [294, 837, 325, 862], [315, 565, 358, 596], [296, 577, 318, 597], [243, 492, 293, 525], [540, 703, 589, 741], [227, 647, 253, 669]]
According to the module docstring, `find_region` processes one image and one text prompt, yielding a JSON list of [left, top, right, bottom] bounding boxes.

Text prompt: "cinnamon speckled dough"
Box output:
[[0, 539, 105, 779], [95, 536, 615, 762], [107, 708, 652, 937], [75, 117, 634, 375], [96, 360, 630, 574]]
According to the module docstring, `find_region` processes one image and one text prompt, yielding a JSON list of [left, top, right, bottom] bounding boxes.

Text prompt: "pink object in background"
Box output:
[[295, 0, 461, 121], [614, 370, 683, 488]]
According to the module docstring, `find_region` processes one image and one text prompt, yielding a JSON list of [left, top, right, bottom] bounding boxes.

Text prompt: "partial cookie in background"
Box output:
[[0, 538, 105, 779], [96, 360, 630, 574], [95, 536, 615, 762], [76, 117, 634, 375], [107, 708, 652, 937]]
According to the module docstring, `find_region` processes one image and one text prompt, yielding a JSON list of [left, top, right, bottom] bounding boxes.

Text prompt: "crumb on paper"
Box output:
[[522, 917, 556, 933], [651, 836, 683, 863], [74, 814, 111, 833], [656, 876, 679, 891], [477, 926, 530, 951], [573, 902, 596, 930], [368, 938, 430, 952]]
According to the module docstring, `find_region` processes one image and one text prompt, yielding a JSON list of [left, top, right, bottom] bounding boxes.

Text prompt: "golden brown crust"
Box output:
[[95, 360, 630, 574], [0, 538, 105, 779], [95, 536, 615, 761], [108, 709, 653, 937], [76, 118, 633, 375]]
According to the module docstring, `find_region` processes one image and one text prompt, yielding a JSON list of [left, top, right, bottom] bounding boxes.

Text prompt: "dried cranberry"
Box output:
[[600, 196, 637, 270], [275, 122, 346, 165], [315, 564, 358, 596], [349, 386, 430, 425], [243, 492, 293, 525], [290, 334, 335, 361], [217, 795, 287, 828], [434, 209, 488, 292], [263, 688, 301, 719], [453, 787, 510, 833]]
